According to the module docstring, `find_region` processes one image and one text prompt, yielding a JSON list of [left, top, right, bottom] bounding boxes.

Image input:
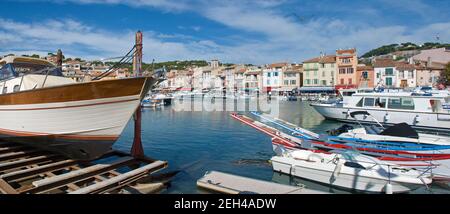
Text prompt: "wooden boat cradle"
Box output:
[[0, 141, 167, 194]]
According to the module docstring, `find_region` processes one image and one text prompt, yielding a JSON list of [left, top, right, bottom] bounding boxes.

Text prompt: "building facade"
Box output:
[[395, 62, 416, 88], [374, 59, 397, 88], [302, 55, 336, 87], [336, 49, 358, 89], [262, 63, 287, 92], [281, 64, 302, 91], [416, 65, 443, 87], [356, 65, 375, 88], [243, 66, 262, 92]]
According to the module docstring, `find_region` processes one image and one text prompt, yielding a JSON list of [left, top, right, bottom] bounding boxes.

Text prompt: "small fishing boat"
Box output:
[[271, 147, 432, 193], [230, 113, 450, 179], [141, 93, 172, 108], [326, 111, 450, 152], [0, 56, 155, 160], [251, 111, 450, 153]]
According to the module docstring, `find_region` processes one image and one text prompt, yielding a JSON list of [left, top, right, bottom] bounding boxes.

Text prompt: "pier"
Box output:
[[0, 141, 167, 194], [197, 171, 328, 194]]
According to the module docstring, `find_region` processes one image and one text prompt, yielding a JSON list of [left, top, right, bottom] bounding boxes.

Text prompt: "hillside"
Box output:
[[100, 60, 210, 72], [361, 42, 450, 58]]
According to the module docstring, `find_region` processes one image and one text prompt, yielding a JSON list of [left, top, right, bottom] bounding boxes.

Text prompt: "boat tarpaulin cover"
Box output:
[[380, 123, 419, 139]]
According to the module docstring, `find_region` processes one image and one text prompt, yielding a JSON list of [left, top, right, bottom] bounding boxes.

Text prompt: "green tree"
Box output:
[[440, 62, 450, 86], [30, 54, 40, 58]]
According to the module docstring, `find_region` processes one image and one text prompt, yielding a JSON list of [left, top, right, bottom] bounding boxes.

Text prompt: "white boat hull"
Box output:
[[311, 104, 450, 134], [271, 155, 428, 193], [0, 77, 154, 160]]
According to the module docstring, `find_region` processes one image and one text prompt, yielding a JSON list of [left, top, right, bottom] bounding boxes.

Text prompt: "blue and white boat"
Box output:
[[250, 111, 450, 153]]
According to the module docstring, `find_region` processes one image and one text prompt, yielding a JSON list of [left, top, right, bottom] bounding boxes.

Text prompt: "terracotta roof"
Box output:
[[356, 65, 373, 71], [336, 48, 356, 55], [303, 55, 336, 63], [373, 58, 395, 67], [235, 68, 247, 73], [245, 71, 261, 75], [269, 62, 288, 68], [415, 65, 445, 70], [395, 62, 415, 70]]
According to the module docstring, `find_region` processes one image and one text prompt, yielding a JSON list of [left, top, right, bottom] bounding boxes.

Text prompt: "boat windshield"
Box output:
[[0, 62, 63, 81]]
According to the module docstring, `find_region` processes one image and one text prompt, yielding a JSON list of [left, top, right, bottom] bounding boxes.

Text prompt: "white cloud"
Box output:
[[2, 0, 450, 64]]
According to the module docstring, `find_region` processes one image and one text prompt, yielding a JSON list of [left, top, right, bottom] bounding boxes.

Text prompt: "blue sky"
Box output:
[[1, 0, 449, 64]]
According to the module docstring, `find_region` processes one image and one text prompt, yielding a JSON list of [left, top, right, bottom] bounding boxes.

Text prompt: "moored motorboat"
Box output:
[[271, 147, 432, 193], [310, 88, 450, 134], [0, 56, 156, 160]]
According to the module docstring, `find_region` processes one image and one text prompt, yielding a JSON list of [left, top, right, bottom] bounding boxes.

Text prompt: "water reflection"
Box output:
[[114, 99, 450, 194]]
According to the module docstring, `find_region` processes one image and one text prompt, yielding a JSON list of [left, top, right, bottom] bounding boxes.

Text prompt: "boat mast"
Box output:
[[131, 31, 144, 158]]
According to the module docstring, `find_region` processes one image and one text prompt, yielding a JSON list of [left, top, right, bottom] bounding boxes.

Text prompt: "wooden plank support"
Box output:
[[0, 159, 78, 182], [69, 160, 167, 194], [0, 178, 18, 194], [112, 150, 156, 163], [24, 157, 135, 194], [0, 145, 26, 154], [0, 155, 59, 172], [0, 150, 41, 162]]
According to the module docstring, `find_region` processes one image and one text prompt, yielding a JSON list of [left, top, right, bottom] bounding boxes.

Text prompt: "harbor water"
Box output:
[[114, 100, 450, 194]]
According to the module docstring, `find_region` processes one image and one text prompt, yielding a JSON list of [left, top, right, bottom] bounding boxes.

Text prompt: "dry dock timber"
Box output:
[[197, 171, 328, 194], [0, 141, 167, 194]]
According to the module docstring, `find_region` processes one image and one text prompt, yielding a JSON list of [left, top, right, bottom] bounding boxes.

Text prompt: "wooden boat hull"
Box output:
[[0, 77, 155, 160]]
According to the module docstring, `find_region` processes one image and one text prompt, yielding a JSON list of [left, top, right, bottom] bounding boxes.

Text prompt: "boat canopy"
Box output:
[[0, 56, 63, 81], [380, 123, 419, 139]]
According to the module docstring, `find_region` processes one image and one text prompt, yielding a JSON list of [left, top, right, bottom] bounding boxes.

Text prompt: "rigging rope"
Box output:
[[92, 45, 137, 81]]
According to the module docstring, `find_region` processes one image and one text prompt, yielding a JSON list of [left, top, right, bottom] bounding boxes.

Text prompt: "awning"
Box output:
[[335, 85, 357, 90], [298, 86, 336, 93]]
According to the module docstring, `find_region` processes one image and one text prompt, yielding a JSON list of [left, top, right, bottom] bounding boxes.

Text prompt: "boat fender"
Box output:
[[329, 158, 343, 184], [384, 113, 390, 122], [384, 183, 393, 194], [414, 115, 420, 124]]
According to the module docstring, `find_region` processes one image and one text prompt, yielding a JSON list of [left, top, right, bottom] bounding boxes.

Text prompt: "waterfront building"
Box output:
[[395, 61, 417, 88], [201, 67, 215, 90], [262, 62, 288, 93], [213, 68, 225, 90], [281, 64, 302, 92], [336, 48, 358, 89], [224, 65, 236, 91], [192, 67, 204, 90], [45, 54, 59, 65], [302, 55, 336, 87], [167, 69, 193, 91], [356, 65, 375, 88], [243, 66, 262, 92], [415, 64, 444, 87], [233, 66, 246, 92], [374, 58, 397, 88], [62, 60, 82, 74]]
